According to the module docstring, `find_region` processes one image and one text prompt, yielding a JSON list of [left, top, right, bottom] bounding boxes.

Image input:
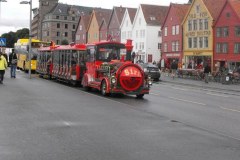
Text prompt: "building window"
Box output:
[[57, 23, 60, 28], [199, 37, 203, 48], [222, 43, 228, 53], [164, 43, 167, 52], [223, 27, 229, 37], [216, 27, 221, 37], [56, 40, 60, 44], [188, 38, 192, 48], [193, 20, 197, 30], [204, 37, 208, 48], [72, 17, 75, 21], [235, 26, 240, 37], [79, 25, 82, 31], [76, 35, 80, 41], [83, 34, 85, 40], [135, 43, 138, 50], [158, 43, 162, 50], [199, 19, 203, 30], [176, 41, 179, 51], [64, 16, 67, 20], [193, 37, 197, 48], [164, 27, 168, 36], [204, 19, 208, 30], [234, 43, 240, 54], [176, 25, 179, 35], [172, 26, 176, 35], [65, 24, 68, 29], [188, 20, 192, 31], [56, 15, 59, 19], [73, 25, 76, 29], [65, 32, 68, 37], [216, 43, 221, 53], [172, 41, 176, 51], [136, 30, 138, 38], [158, 31, 162, 37], [139, 18, 141, 25], [57, 31, 60, 37]]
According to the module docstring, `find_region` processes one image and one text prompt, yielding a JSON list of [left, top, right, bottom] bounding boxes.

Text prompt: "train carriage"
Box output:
[[81, 39, 151, 98], [38, 43, 87, 85]]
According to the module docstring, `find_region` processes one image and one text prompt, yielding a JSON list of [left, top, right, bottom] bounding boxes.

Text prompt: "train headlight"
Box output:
[[111, 77, 116, 84]]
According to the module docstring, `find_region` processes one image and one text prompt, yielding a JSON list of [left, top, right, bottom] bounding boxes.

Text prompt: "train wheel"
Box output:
[[136, 94, 144, 98], [101, 81, 109, 96]]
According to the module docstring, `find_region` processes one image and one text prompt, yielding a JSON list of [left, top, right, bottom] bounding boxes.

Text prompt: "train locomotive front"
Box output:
[[82, 40, 151, 98]]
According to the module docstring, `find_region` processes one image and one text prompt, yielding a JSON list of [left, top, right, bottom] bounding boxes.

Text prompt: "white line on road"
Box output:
[[168, 97, 206, 106], [150, 92, 160, 96], [170, 87, 188, 91], [219, 107, 240, 113], [206, 92, 229, 98]]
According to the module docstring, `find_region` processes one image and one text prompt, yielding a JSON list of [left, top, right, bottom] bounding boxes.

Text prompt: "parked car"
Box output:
[[137, 63, 161, 81]]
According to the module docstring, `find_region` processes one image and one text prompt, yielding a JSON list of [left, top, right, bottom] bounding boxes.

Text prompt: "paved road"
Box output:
[[0, 70, 240, 160]]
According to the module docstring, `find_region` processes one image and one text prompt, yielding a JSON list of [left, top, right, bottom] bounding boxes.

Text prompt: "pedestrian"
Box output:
[[9, 49, 18, 78], [170, 60, 178, 79], [204, 63, 211, 83], [0, 52, 8, 84]]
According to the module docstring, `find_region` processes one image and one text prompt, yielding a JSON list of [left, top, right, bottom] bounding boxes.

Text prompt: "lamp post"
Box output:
[[20, 0, 32, 79], [0, 0, 7, 20]]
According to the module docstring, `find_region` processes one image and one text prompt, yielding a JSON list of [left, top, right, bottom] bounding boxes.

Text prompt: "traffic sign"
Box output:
[[0, 38, 6, 46]]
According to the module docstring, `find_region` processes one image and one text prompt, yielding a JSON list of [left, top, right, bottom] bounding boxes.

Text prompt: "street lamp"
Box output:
[[20, 0, 32, 79], [0, 0, 7, 20]]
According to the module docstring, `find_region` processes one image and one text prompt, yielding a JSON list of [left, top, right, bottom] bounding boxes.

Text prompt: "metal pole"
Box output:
[[28, 0, 32, 79]]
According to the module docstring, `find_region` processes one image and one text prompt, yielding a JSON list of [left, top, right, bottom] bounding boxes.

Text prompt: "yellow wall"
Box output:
[[183, 0, 213, 55], [88, 12, 100, 43]]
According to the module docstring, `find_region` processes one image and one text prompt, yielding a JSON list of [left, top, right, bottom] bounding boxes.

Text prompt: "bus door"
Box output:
[[86, 46, 96, 80], [65, 50, 71, 79], [78, 50, 86, 80]]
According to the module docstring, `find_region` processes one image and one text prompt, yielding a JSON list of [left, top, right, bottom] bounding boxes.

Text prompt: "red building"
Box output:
[[214, 0, 240, 71], [161, 3, 190, 69]]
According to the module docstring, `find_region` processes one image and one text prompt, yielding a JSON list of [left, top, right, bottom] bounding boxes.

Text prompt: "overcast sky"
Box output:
[[0, 0, 188, 36]]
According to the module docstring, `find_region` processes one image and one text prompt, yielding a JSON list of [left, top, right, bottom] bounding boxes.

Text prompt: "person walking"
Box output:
[[171, 60, 178, 79], [9, 49, 18, 78], [0, 52, 8, 84], [204, 63, 211, 83]]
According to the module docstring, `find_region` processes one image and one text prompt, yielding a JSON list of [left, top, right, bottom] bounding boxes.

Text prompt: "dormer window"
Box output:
[[59, 9, 62, 13], [150, 17, 156, 20]]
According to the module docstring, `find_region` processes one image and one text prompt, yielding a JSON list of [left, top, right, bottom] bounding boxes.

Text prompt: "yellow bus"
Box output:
[[14, 39, 50, 72]]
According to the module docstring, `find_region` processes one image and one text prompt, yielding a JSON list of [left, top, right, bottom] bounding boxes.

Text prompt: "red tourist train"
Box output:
[[37, 40, 151, 98]]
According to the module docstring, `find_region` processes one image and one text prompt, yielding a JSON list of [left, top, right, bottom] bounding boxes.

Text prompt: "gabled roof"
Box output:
[[202, 0, 227, 20], [113, 6, 127, 25], [162, 3, 190, 28], [50, 3, 93, 16], [94, 8, 112, 26], [229, 0, 240, 20], [140, 4, 169, 26], [127, 8, 137, 23]]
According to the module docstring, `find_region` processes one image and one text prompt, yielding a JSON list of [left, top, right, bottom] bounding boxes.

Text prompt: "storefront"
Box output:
[[183, 51, 212, 69]]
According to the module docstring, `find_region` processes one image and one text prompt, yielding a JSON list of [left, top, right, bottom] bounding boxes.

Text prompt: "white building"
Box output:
[[131, 4, 168, 63]]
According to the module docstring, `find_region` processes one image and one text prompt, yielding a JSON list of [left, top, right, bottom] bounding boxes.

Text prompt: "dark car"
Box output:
[[137, 63, 161, 81]]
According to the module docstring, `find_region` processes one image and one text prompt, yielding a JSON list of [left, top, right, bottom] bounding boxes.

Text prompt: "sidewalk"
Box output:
[[160, 72, 240, 93]]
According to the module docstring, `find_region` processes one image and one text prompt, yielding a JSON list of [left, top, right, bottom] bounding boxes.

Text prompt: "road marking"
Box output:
[[219, 107, 240, 113], [168, 97, 206, 106], [206, 92, 229, 98], [170, 87, 188, 91], [150, 92, 160, 96]]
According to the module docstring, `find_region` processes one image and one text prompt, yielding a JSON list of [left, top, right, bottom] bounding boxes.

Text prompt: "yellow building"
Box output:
[[182, 0, 226, 70]]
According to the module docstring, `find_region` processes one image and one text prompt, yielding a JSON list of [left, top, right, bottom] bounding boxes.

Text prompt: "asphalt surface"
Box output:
[[0, 70, 240, 160]]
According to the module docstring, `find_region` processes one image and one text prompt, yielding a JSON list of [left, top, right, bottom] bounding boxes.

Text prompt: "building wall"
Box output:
[[120, 10, 133, 44], [183, 0, 213, 69], [88, 14, 100, 43], [146, 25, 161, 63], [108, 9, 121, 42], [162, 6, 184, 68], [75, 17, 88, 44], [214, 2, 240, 70], [99, 21, 108, 42], [132, 7, 148, 62]]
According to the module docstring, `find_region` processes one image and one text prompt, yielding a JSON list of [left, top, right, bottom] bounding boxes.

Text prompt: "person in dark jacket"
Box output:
[[204, 64, 211, 83], [9, 49, 18, 78], [171, 60, 178, 79]]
